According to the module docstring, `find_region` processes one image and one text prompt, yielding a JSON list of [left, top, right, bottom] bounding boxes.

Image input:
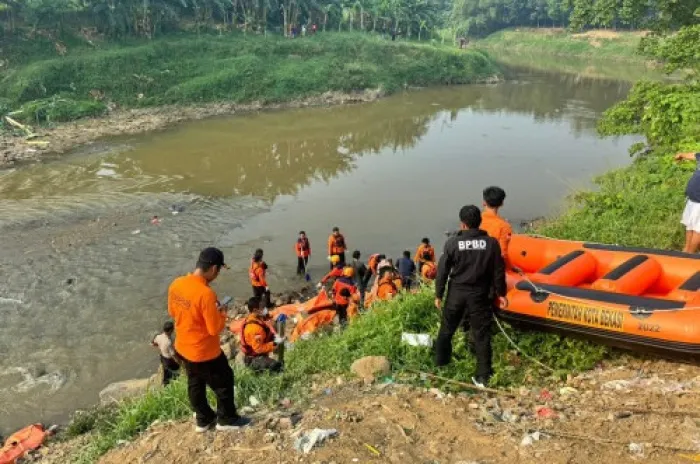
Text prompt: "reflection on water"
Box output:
[[0, 70, 630, 202], [0, 66, 640, 434]]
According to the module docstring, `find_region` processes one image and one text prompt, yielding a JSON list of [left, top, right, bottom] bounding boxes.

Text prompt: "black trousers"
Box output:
[[160, 355, 180, 386], [329, 252, 346, 269], [245, 355, 283, 373], [435, 287, 493, 379], [296, 256, 309, 275], [179, 352, 238, 427], [333, 302, 348, 325], [252, 285, 272, 308]]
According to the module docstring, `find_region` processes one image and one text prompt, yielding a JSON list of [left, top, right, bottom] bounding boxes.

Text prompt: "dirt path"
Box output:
[[0, 89, 384, 168], [37, 357, 700, 464]]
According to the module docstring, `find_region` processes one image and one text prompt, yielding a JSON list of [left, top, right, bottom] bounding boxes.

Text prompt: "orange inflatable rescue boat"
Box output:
[[0, 424, 54, 464], [501, 235, 700, 360]]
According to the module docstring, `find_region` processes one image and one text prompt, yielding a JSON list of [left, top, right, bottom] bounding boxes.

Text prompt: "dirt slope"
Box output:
[[92, 357, 700, 464]]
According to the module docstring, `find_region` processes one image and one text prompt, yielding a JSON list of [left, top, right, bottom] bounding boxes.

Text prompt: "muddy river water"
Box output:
[[0, 64, 641, 433]]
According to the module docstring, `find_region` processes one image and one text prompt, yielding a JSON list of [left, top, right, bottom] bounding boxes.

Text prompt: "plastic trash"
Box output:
[[521, 431, 541, 446], [538, 389, 553, 401], [401, 333, 433, 347], [294, 428, 338, 454], [629, 443, 644, 455], [535, 406, 558, 419], [249, 396, 260, 407], [559, 386, 578, 396], [131, 229, 141, 235]]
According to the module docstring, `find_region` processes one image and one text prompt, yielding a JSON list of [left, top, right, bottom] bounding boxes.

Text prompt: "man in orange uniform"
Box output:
[[414, 238, 435, 274], [421, 258, 437, 282], [376, 268, 400, 300], [480, 186, 512, 264], [367, 253, 385, 276], [327, 227, 347, 269], [331, 267, 359, 325], [295, 231, 311, 276], [318, 255, 343, 287], [249, 248, 271, 308], [168, 248, 250, 432], [241, 296, 284, 373]]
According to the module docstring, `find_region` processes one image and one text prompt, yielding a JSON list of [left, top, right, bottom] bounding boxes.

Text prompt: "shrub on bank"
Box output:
[[71, 285, 606, 463]]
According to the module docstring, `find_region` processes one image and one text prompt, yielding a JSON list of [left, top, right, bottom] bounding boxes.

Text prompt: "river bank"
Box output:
[[477, 28, 652, 64], [0, 32, 499, 167]]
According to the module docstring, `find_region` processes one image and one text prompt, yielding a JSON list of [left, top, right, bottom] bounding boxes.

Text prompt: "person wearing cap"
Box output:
[[318, 254, 343, 287], [327, 227, 347, 269], [331, 267, 359, 325], [434, 206, 507, 388], [168, 247, 250, 432], [249, 248, 272, 309], [240, 296, 284, 373], [151, 320, 180, 386]]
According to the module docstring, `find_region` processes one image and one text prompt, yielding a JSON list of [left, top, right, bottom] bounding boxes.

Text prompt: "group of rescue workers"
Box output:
[[159, 186, 512, 433]]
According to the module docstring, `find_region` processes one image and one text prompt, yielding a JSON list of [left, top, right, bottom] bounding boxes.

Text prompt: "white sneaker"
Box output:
[[193, 413, 215, 433]]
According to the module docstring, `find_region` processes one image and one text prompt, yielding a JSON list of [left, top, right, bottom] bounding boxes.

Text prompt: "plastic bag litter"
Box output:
[[628, 443, 644, 455], [401, 333, 433, 347], [521, 431, 541, 446], [294, 428, 338, 454]]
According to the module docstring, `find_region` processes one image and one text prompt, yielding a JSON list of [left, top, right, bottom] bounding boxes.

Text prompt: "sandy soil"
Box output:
[[34, 356, 700, 464], [0, 89, 385, 169]]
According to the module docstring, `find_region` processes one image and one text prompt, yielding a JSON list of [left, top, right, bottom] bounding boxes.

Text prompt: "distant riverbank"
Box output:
[[0, 33, 499, 167], [477, 28, 652, 64]]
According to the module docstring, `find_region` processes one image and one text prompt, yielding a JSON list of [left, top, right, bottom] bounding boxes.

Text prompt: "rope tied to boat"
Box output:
[[513, 269, 700, 313], [493, 317, 556, 373]]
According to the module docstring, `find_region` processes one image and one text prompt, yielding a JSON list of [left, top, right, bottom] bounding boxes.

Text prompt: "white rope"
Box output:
[[494, 317, 556, 373]]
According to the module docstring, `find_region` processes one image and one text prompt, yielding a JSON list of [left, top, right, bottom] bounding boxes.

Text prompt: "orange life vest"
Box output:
[[422, 261, 437, 280], [240, 317, 273, 357], [249, 260, 266, 287], [329, 234, 346, 255], [377, 276, 399, 299], [332, 277, 357, 306], [368, 254, 380, 274], [295, 238, 311, 257]]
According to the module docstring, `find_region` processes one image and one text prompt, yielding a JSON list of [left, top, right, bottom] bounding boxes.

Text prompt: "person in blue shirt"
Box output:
[[396, 250, 416, 290], [675, 151, 700, 253]]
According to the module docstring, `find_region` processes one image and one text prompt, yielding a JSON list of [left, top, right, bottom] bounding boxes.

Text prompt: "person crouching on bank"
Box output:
[[241, 296, 285, 373]]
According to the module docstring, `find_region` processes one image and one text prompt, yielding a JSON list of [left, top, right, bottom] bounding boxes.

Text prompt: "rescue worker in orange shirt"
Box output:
[[376, 267, 400, 300], [318, 254, 343, 287], [249, 248, 272, 309], [367, 253, 385, 279], [331, 267, 359, 325], [480, 186, 512, 264], [327, 227, 347, 269], [168, 247, 250, 432], [414, 238, 435, 272], [420, 254, 438, 282], [295, 231, 311, 276], [240, 296, 284, 373]]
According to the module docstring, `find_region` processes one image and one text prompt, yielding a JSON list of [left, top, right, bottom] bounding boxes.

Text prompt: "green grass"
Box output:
[[0, 33, 499, 124], [478, 28, 648, 63], [537, 149, 698, 249], [67, 285, 606, 462]]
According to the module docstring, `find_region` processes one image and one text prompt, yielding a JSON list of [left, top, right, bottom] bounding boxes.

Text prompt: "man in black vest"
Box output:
[[434, 205, 507, 387]]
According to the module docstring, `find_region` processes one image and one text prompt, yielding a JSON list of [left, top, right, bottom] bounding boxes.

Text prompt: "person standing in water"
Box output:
[[295, 231, 311, 276]]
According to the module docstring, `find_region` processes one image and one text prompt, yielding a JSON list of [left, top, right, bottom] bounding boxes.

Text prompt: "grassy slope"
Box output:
[[0, 33, 498, 124], [69, 286, 606, 463], [478, 28, 647, 62]]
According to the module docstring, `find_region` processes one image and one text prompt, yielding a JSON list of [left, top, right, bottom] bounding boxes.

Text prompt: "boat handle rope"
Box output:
[[493, 317, 556, 373], [513, 270, 700, 313]]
